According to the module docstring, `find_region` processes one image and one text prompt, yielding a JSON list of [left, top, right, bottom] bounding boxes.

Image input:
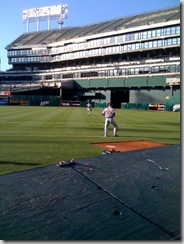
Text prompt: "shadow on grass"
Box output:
[[0, 161, 41, 166]]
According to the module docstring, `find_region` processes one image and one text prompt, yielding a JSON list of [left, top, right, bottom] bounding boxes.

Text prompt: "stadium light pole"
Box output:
[[58, 19, 64, 29], [26, 19, 29, 33]]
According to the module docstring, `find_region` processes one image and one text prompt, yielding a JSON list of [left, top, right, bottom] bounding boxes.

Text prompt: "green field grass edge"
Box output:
[[0, 106, 180, 175]]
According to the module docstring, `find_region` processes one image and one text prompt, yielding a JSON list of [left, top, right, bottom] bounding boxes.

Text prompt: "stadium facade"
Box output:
[[0, 5, 180, 110]]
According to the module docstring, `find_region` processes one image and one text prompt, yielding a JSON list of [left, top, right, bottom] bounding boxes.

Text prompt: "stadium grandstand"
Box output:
[[0, 5, 180, 110]]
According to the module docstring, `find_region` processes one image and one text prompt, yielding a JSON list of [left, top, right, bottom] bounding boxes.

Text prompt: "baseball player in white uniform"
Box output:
[[102, 103, 118, 137], [86, 102, 92, 115]]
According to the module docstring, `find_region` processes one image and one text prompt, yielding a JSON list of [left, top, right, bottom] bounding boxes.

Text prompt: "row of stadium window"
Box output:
[[9, 37, 180, 64], [1, 64, 180, 82], [8, 25, 180, 57], [54, 65, 180, 79], [50, 26, 180, 53]]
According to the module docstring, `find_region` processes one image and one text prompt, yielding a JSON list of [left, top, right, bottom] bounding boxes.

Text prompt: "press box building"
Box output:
[[0, 5, 180, 109]]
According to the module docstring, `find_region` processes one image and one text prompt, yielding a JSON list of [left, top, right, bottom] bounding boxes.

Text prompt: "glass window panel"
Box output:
[[132, 44, 135, 50], [170, 65, 176, 72], [135, 43, 140, 49], [118, 35, 124, 42], [153, 40, 157, 47], [127, 44, 132, 50], [148, 41, 153, 48], [135, 68, 139, 74], [176, 26, 180, 34], [112, 46, 116, 53], [156, 29, 161, 36], [171, 27, 176, 34], [119, 45, 123, 52], [123, 45, 127, 51], [152, 30, 156, 37], [138, 32, 142, 39], [147, 31, 152, 38], [126, 34, 133, 41], [130, 34, 134, 40], [130, 68, 135, 74], [109, 70, 114, 76], [157, 40, 163, 46], [110, 37, 115, 44], [142, 32, 147, 38], [164, 66, 169, 72], [167, 39, 172, 45], [144, 42, 149, 48], [121, 69, 126, 75], [116, 46, 120, 52], [140, 43, 145, 49], [125, 34, 129, 41], [152, 66, 159, 73], [160, 29, 164, 36], [134, 33, 139, 40], [166, 27, 171, 35]]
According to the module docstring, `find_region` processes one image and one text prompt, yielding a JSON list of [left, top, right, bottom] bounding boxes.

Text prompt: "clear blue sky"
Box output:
[[0, 0, 180, 71]]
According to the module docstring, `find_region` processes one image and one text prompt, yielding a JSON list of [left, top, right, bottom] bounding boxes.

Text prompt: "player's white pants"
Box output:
[[87, 108, 91, 115], [104, 118, 118, 136]]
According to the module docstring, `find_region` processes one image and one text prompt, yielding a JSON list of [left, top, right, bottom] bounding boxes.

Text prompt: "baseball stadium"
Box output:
[[0, 3, 181, 241], [0, 5, 180, 110]]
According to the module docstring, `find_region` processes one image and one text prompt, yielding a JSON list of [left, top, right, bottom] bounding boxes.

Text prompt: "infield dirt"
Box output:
[[94, 141, 169, 152]]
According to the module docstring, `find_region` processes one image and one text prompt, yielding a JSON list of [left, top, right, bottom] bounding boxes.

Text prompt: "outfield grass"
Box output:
[[0, 106, 180, 175]]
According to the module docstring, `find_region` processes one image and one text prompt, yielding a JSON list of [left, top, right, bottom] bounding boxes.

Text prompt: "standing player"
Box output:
[[86, 101, 92, 115], [102, 103, 118, 137]]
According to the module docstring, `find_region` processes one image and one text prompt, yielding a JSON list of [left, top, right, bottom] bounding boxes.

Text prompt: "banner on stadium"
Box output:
[[0, 91, 11, 96], [60, 101, 80, 107], [149, 103, 166, 111], [0, 98, 8, 105]]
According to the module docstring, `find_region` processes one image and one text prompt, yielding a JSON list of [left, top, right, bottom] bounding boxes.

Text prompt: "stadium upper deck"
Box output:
[[7, 6, 179, 48], [0, 5, 180, 108]]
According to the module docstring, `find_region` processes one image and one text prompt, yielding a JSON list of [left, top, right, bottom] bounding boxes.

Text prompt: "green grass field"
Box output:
[[0, 106, 180, 175]]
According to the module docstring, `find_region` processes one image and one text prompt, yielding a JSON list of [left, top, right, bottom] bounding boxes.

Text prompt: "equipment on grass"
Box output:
[[57, 159, 75, 167], [102, 145, 120, 155]]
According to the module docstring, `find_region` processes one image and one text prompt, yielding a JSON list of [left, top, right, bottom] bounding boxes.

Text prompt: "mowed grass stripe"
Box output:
[[0, 106, 180, 175], [0, 107, 63, 135]]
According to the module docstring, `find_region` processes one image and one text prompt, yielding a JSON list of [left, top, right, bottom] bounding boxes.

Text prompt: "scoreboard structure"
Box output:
[[23, 4, 68, 32]]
